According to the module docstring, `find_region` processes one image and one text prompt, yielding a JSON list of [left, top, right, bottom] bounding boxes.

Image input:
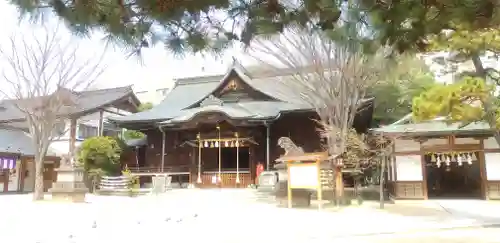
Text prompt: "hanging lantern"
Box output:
[[204, 141, 209, 148], [471, 152, 477, 161], [210, 142, 214, 148], [445, 155, 451, 166], [215, 141, 219, 148], [230, 141, 235, 147], [436, 154, 441, 168], [225, 141, 229, 147], [235, 140, 239, 147], [457, 154, 463, 166], [430, 154, 436, 162], [467, 153, 473, 165], [450, 154, 456, 162]]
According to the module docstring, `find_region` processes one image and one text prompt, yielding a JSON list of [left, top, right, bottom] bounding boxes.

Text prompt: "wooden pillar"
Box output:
[[335, 165, 343, 202], [1, 169, 7, 192], [265, 123, 270, 170], [249, 145, 255, 183], [97, 109, 104, 136], [69, 118, 77, 156], [196, 133, 202, 184], [160, 127, 166, 172], [19, 157, 26, 192], [479, 139, 487, 199]]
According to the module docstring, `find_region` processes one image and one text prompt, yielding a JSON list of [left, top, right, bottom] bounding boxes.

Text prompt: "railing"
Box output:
[[198, 173, 253, 188], [203, 169, 251, 174], [127, 165, 190, 174]]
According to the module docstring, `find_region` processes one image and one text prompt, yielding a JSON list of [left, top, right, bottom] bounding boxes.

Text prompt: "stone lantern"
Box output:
[[48, 154, 89, 202]]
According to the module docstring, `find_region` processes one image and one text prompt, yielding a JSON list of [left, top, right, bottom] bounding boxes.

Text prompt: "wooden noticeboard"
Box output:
[[288, 163, 319, 189], [281, 153, 327, 210]]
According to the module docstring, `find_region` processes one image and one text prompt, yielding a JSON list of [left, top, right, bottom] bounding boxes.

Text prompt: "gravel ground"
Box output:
[[343, 227, 500, 243], [1, 189, 499, 243]]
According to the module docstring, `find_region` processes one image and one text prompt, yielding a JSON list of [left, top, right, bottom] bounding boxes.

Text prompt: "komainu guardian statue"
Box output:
[[277, 137, 304, 157]]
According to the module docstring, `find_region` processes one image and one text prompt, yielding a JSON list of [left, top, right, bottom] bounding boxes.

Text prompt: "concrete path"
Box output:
[[1, 189, 499, 243]]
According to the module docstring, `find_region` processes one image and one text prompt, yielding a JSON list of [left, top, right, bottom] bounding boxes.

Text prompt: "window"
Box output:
[[78, 124, 97, 139]]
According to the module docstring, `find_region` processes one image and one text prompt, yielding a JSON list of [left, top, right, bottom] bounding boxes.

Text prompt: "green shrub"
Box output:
[[78, 136, 123, 176], [122, 167, 140, 196]]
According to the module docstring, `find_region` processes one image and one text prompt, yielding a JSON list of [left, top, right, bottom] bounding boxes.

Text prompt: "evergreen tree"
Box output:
[[369, 55, 436, 127], [8, 0, 500, 54], [413, 24, 500, 144]]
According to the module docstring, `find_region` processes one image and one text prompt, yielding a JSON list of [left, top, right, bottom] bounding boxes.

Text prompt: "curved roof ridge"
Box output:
[[165, 104, 257, 124], [174, 74, 223, 86]]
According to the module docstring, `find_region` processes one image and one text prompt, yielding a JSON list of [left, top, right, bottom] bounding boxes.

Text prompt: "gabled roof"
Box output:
[[108, 61, 316, 124], [0, 86, 140, 123]]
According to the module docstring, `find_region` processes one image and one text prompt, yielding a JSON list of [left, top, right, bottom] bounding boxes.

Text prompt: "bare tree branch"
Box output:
[[248, 27, 390, 205], [249, 27, 388, 157], [0, 24, 107, 200]]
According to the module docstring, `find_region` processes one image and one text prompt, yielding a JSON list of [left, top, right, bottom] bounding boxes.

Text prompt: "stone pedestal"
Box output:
[[48, 166, 89, 203]]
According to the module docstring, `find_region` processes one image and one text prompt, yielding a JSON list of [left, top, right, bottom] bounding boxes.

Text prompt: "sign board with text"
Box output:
[[288, 164, 319, 189]]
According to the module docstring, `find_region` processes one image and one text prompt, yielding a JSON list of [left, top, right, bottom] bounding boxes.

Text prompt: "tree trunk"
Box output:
[[471, 54, 500, 147], [379, 155, 386, 209], [32, 155, 45, 201]]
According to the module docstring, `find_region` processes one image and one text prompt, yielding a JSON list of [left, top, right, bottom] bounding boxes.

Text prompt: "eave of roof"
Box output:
[[156, 101, 312, 126], [0, 86, 140, 123], [371, 119, 493, 137]]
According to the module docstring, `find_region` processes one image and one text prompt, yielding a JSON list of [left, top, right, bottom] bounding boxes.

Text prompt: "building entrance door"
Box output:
[[425, 152, 482, 199], [0, 157, 18, 193]]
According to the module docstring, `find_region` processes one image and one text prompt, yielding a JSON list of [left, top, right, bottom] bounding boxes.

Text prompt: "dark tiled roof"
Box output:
[[0, 127, 57, 156], [109, 62, 315, 124], [372, 120, 492, 136], [71, 86, 140, 114], [110, 61, 374, 125], [0, 86, 139, 122]]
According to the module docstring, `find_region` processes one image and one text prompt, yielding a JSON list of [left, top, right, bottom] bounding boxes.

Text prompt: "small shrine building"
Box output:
[[373, 116, 500, 200]]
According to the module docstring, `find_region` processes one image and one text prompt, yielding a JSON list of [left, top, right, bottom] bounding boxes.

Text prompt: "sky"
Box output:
[[0, 1, 246, 93]]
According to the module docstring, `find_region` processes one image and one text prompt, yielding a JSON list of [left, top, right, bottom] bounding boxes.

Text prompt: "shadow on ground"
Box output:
[[364, 200, 500, 226]]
